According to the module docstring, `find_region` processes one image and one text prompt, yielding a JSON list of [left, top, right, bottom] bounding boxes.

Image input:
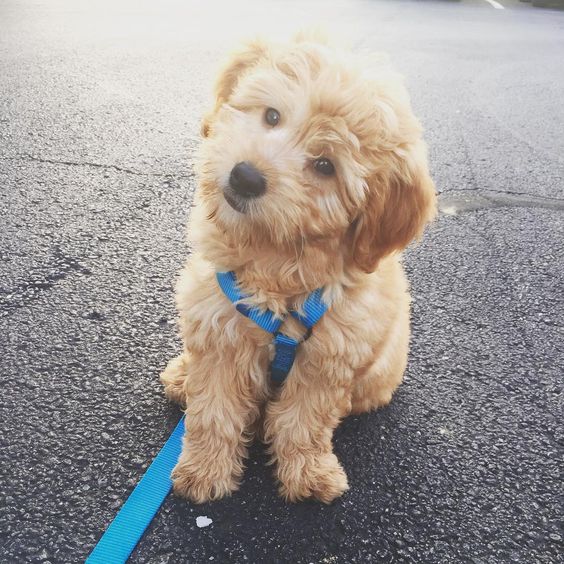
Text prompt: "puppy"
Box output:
[[161, 35, 436, 504]]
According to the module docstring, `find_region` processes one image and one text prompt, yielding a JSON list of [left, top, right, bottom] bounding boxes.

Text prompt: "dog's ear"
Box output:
[[350, 140, 436, 272], [201, 39, 268, 138]]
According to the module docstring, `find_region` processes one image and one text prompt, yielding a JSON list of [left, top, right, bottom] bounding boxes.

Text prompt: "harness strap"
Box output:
[[216, 271, 329, 384], [290, 287, 328, 329], [270, 333, 300, 384], [216, 270, 283, 333]]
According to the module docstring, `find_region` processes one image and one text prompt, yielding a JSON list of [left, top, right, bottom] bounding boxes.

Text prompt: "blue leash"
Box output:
[[216, 271, 329, 384], [86, 416, 185, 563]]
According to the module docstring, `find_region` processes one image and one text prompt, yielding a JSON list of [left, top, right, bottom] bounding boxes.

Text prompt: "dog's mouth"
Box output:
[[223, 188, 249, 214]]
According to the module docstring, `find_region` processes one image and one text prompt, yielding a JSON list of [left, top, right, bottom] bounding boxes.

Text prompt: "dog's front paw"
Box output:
[[172, 452, 239, 503], [160, 354, 190, 407], [277, 452, 349, 504]]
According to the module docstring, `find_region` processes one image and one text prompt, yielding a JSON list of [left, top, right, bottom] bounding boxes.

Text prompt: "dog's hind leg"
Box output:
[[350, 319, 409, 414], [160, 352, 191, 407], [350, 361, 405, 414]]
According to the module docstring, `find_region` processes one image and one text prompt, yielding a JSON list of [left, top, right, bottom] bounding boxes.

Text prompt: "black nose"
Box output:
[[229, 162, 266, 198]]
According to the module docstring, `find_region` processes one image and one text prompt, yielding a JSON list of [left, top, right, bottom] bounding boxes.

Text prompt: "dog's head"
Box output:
[[197, 36, 436, 272]]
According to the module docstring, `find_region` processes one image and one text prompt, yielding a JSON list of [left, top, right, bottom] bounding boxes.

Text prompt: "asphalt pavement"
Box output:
[[1, 0, 563, 562]]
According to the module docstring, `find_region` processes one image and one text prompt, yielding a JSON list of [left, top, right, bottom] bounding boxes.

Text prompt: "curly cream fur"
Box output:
[[161, 35, 436, 504]]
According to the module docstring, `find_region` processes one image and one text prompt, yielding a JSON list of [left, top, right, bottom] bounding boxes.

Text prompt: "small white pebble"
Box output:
[[196, 516, 213, 528]]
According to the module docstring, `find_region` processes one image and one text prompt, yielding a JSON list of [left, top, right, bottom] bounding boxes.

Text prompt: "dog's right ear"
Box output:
[[349, 139, 436, 273], [201, 39, 268, 138]]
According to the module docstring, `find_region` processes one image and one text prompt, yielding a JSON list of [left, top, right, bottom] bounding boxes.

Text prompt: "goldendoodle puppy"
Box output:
[[161, 34, 436, 504]]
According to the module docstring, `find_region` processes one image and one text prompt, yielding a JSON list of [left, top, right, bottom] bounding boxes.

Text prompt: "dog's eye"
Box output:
[[264, 108, 280, 127], [313, 158, 335, 176]]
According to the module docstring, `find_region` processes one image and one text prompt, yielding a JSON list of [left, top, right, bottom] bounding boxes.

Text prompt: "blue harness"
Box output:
[[216, 271, 329, 384]]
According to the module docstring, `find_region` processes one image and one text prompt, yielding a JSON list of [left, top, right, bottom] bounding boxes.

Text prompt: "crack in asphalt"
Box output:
[[0, 246, 92, 318], [439, 189, 564, 215], [459, 132, 481, 191], [0, 154, 194, 179]]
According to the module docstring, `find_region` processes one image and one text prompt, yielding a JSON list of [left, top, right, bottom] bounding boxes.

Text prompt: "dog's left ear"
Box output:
[[201, 39, 269, 137], [350, 139, 436, 273]]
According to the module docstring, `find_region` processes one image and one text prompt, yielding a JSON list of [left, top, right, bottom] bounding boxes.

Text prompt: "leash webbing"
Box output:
[[86, 415, 186, 564]]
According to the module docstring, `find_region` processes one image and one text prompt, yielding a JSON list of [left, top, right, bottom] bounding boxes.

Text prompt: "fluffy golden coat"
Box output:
[[161, 35, 436, 503]]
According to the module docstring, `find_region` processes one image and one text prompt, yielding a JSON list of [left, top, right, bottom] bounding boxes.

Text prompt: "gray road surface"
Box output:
[[1, 0, 563, 562]]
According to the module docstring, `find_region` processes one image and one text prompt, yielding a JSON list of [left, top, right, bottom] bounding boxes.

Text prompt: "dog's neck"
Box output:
[[234, 239, 345, 297], [191, 212, 356, 301]]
